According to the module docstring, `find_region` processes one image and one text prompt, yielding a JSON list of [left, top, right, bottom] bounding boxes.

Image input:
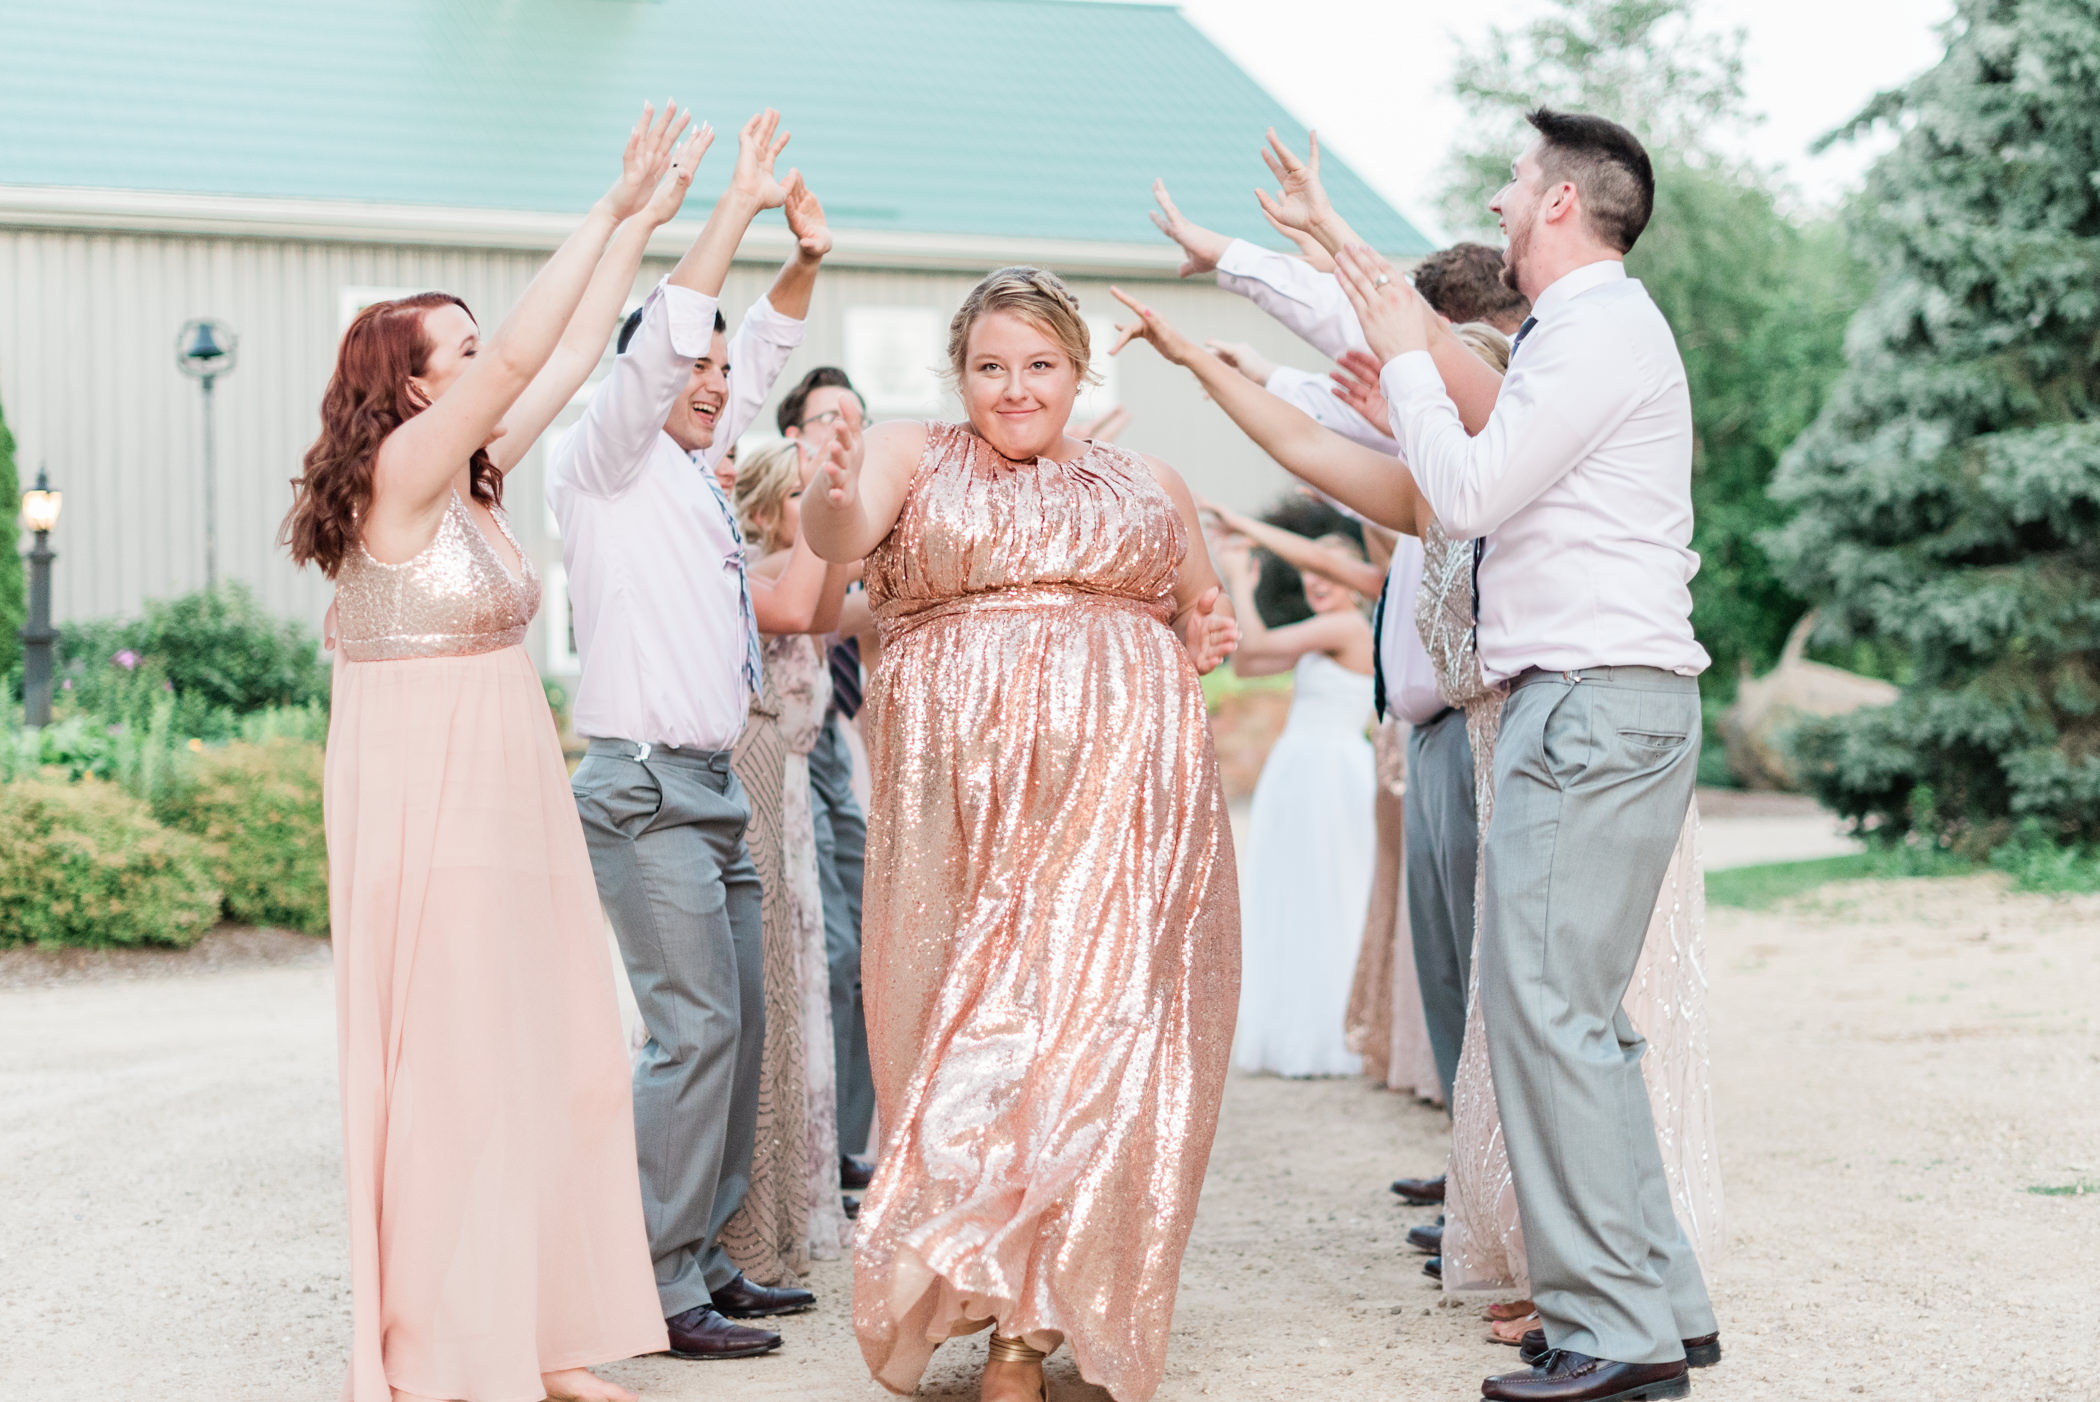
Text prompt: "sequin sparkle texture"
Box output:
[[851, 423, 1240, 1402]]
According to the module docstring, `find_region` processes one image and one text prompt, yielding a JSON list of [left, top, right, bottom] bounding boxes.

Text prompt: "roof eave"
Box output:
[[0, 184, 1206, 276]]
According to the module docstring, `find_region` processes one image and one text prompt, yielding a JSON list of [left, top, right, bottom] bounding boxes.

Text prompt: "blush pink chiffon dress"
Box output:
[[324, 490, 666, 1401]]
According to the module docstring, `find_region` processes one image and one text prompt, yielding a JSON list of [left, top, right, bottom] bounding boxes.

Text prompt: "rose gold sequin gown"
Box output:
[[853, 423, 1240, 1402], [324, 491, 665, 1402], [1415, 522, 1725, 1296]]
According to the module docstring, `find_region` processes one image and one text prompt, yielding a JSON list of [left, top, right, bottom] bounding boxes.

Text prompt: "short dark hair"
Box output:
[[1412, 243, 1531, 327], [617, 302, 728, 355], [776, 365, 864, 434], [1524, 108, 1655, 253]]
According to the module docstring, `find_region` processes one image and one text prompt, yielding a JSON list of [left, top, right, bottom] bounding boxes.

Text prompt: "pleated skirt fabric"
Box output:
[[324, 645, 666, 1402]]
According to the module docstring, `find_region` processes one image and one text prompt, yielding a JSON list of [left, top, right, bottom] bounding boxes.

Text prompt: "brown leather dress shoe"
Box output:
[[663, 1306, 782, 1360], [1521, 1331, 1720, 1370], [1391, 1173, 1446, 1204], [1483, 1350, 1689, 1402], [840, 1153, 876, 1190], [711, 1272, 816, 1318], [1407, 1222, 1444, 1253]]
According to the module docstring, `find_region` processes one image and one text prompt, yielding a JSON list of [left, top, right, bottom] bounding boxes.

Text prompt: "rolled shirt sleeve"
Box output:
[[1215, 239, 1367, 360], [550, 281, 722, 503], [702, 294, 807, 471]]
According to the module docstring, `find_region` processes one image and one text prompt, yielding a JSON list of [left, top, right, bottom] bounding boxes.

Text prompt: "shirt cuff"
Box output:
[[650, 280, 723, 360], [1380, 350, 1443, 404], [1214, 237, 1275, 282], [736, 293, 809, 347]]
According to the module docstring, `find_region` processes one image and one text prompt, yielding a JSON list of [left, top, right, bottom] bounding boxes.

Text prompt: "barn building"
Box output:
[[0, 0, 1429, 679]]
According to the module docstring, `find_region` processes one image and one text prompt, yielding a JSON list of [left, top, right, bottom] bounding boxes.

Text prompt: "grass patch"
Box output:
[[2026, 1180, 2100, 1197], [1706, 854, 1880, 910]]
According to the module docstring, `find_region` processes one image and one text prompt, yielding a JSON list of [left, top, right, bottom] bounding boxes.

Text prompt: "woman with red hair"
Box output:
[[284, 104, 704, 1402]]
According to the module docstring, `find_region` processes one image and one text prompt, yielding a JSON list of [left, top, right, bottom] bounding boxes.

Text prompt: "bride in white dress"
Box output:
[[1215, 527, 1377, 1077]]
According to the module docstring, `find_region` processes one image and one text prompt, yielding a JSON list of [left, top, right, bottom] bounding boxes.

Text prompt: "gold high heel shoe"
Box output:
[[987, 1332, 1048, 1401]]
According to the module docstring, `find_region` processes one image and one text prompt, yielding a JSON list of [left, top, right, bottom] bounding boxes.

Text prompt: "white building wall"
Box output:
[[0, 225, 1337, 673]]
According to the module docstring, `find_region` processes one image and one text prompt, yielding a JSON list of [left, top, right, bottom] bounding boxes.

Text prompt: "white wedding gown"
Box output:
[[1235, 652, 1377, 1077]]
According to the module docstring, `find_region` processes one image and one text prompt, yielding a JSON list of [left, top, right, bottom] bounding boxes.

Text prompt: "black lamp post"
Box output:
[[19, 466, 62, 728], [176, 318, 238, 591]]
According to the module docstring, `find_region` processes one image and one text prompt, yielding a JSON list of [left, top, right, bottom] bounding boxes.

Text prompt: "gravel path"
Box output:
[[3, 873, 2096, 1401]]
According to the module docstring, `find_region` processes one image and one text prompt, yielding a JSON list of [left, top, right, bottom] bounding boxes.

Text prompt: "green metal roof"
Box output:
[[0, 0, 1431, 253]]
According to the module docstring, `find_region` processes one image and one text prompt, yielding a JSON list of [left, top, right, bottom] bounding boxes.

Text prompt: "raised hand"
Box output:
[[1254, 127, 1334, 238], [782, 171, 833, 260], [641, 122, 716, 226], [1334, 244, 1434, 364], [1330, 348, 1392, 428], [1205, 339, 1275, 386], [1260, 204, 1336, 274], [815, 395, 867, 508], [1149, 179, 1230, 278], [1183, 585, 1240, 675], [604, 100, 692, 221], [729, 108, 794, 212], [1106, 286, 1200, 365]]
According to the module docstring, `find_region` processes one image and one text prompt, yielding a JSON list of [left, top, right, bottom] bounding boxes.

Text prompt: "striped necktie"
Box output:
[[697, 457, 764, 700]]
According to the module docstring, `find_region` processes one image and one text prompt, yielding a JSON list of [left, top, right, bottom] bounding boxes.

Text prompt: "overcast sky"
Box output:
[[1165, 0, 1954, 241]]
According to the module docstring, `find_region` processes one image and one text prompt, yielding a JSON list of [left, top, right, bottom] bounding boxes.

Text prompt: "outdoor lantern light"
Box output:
[[176, 317, 238, 591], [19, 465, 61, 728], [20, 477, 61, 534]]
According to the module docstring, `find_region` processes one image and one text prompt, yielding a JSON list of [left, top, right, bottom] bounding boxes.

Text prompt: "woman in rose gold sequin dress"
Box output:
[[801, 267, 1242, 1402], [283, 109, 702, 1402]]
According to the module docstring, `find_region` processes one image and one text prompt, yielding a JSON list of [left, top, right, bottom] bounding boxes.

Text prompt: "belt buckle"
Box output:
[[629, 741, 652, 764]]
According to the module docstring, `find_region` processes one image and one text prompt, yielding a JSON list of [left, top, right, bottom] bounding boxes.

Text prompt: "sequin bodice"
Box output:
[[335, 492, 539, 662], [1412, 521, 1496, 712]]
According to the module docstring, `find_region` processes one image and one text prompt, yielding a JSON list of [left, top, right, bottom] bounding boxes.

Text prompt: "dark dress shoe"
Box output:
[[1423, 1255, 1442, 1280], [842, 1193, 861, 1219], [840, 1153, 876, 1190], [1521, 1331, 1720, 1370], [1391, 1173, 1446, 1204], [1407, 1222, 1444, 1253], [711, 1272, 816, 1319], [1484, 1350, 1689, 1402], [663, 1306, 782, 1360]]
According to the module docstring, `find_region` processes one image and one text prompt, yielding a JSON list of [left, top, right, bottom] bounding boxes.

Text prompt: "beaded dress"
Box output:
[[723, 629, 851, 1282], [852, 423, 1239, 1402], [1414, 521, 1724, 1296], [324, 490, 665, 1401]]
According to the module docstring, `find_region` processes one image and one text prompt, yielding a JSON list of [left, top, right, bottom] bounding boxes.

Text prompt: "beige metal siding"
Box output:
[[0, 227, 1331, 670]]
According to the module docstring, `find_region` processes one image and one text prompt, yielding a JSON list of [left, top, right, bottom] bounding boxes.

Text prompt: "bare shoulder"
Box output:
[[1135, 451, 1196, 505]]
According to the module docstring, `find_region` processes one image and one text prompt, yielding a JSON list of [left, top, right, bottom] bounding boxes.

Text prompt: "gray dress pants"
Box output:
[[808, 713, 876, 1157], [1404, 706, 1477, 1107], [1480, 667, 1717, 1365], [572, 738, 765, 1318]]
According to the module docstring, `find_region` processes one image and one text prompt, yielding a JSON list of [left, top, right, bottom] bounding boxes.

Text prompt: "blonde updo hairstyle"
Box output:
[[731, 439, 805, 554], [1452, 321, 1513, 374], [946, 265, 1101, 388]]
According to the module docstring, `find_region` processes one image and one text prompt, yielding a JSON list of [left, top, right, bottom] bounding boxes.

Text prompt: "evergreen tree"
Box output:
[[1768, 0, 2100, 848], [0, 399, 23, 684]]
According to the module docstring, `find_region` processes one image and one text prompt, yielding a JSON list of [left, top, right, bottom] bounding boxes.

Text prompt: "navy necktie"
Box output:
[[1510, 314, 1538, 360], [1470, 317, 1535, 643]]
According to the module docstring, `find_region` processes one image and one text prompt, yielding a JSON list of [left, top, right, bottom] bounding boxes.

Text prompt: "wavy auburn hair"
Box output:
[[282, 292, 501, 577]]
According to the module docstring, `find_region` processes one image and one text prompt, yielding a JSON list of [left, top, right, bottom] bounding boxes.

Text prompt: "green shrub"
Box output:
[[0, 776, 221, 947], [156, 740, 328, 934], [59, 583, 327, 722]]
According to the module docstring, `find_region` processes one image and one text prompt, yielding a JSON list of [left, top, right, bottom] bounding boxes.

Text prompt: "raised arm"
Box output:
[[1255, 129, 1370, 261], [548, 110, 794, 501], [373, 103, 682, 528], [492, 122, 714, 474], [803, 403, 924, 562], [1200, 499, 1387, 597], [751, 544, 854, 634], [1109, 287, 1429, 536], [1212, 534, 1364, 679]]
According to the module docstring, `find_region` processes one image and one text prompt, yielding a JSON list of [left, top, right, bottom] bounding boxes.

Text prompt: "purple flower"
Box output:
[[61, 678, 73, 691], [114, 649, 139, 671]]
